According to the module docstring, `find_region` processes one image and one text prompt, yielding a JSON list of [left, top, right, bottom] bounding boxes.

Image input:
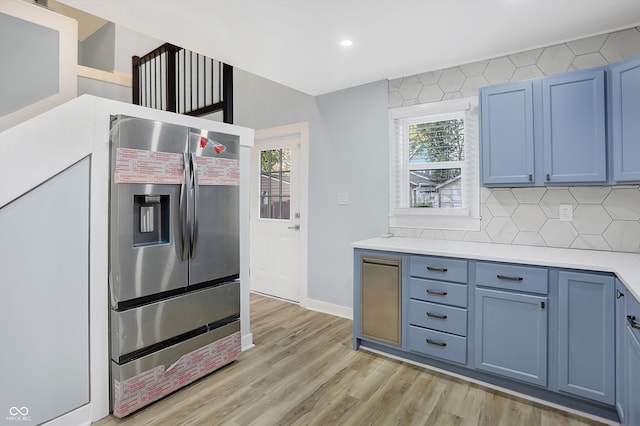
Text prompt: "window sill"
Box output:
[[389, 210, 480, 231]]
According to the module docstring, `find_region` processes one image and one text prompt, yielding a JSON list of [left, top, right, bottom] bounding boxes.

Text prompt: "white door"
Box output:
[[250, 123, 307, 303]]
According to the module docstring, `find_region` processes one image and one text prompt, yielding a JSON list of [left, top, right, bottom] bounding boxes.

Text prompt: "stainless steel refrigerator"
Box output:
[[108, 115, 241, 417]]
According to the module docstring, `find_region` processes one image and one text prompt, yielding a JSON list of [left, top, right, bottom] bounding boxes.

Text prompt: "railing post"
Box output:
[[222, 63, 234, 124], [166, 45, 177, 113], [132, 55, 141, 105]]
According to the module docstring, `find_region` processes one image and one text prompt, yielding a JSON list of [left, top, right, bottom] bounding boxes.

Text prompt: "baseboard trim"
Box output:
[[241, 333, 254, 351], [43, 403, 91, 426], [303, 297, 353, 320]]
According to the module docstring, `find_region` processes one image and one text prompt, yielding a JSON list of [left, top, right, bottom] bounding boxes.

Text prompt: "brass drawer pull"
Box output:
[[427, 266, 448, 272], [426, 339, 447, 347], [628, 315, 640, 330], [427, 312, 447, 320], [497, 274, 523, 281], [426, 289, 448, 296]]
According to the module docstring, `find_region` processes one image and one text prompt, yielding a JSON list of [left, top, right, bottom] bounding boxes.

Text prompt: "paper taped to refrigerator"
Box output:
[[112, 331, 241, 418], [114, 148, 184, 184], [196, 156, 240, 186], [114, 148, 240, 186]]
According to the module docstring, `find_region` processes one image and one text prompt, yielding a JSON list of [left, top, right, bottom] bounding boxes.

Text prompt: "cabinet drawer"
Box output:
[[408, 326, 467, 365], [409, 300, 467, 336], [409, 278, 468, 307], [410, 256, 467, 283], [627, 291, 640, 341], [475, 262, 548, 294]]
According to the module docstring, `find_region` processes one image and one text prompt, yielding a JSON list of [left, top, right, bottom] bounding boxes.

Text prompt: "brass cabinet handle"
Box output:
[[426, 339, 447, 347], [427, 266, 448, 272], [628, 315, 640, 330], [426, 312, 447, 320], [497, 274, 523, 281], [426, 289, 448, 296]]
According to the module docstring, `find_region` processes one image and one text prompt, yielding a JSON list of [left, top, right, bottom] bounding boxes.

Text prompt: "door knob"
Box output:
[[288, 224, 300, 230]]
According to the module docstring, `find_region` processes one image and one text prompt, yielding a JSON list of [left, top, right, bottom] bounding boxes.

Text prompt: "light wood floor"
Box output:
[[95, 293, 605, 426]]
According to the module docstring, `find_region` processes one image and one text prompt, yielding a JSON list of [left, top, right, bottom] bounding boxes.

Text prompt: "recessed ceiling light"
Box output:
[[340, 39, 353, 47]]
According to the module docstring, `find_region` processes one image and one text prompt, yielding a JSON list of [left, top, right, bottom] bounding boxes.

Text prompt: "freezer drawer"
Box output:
[[111, 281, 240, 360], [111, 320, 240, 382], [111, 320, 241, 418]]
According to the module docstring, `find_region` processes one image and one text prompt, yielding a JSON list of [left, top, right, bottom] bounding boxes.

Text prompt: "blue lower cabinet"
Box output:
[[474, 288, 548, 386], [616, 280, 627, 423], [408, 299, 467, 336], [557, 272, 614, 404], [625, 292, 640, 425], [408, 325, 467, 364], [409, 278, 468, 308], [626, 324, 640, 425]]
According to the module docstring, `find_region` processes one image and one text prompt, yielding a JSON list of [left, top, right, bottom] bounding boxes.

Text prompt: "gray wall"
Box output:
[[0, 12, 59, 117], [78, 22, 115, 72], [0, 158, 90, 424], [79, 23, 162, 74], [78, 24, 162, 103], [234, 68, 317, 128], [311, 81, 389, 306], [234, 70, 389, 309], [77, 76, 130, 103], [114, 26, 164, 74]]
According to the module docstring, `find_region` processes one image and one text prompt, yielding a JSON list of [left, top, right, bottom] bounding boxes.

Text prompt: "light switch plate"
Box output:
[[559, 204, 573, 222], [338, 192, 349, 205]]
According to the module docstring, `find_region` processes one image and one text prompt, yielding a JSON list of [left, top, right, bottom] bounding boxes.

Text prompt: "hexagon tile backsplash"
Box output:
[[388, 26, 640, 254], [389, 27, 640, 108], [390, 186, 640, 253]]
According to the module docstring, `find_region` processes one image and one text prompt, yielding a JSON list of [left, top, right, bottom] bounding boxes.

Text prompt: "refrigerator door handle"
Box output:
[[190, 153, 200, 259], [180, 153, 191, 261]]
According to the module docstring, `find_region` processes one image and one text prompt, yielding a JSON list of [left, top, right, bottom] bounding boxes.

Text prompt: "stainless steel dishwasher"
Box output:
[[360, 256, 402, 346]]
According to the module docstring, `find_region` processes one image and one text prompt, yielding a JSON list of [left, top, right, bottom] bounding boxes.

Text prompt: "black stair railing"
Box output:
[[132, 43, 233, 123]]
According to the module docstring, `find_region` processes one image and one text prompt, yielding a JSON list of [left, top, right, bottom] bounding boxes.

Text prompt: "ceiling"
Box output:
[[59, 0, 640, 96]]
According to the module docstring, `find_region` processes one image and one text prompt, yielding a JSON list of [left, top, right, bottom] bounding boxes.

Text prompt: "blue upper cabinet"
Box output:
[[610, 55, 640, 183], [542, 69, 607, 184], [480, 82, 535, 186], [479, 66, 612, 187]]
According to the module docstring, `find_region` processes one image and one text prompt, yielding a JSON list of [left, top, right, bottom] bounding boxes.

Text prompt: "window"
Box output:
[[260, 148, 291, 219], [389, 97, 480, 230]]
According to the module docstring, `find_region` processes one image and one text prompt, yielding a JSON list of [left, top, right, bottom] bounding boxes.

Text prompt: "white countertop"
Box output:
[[353, 236, 640, 301]]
